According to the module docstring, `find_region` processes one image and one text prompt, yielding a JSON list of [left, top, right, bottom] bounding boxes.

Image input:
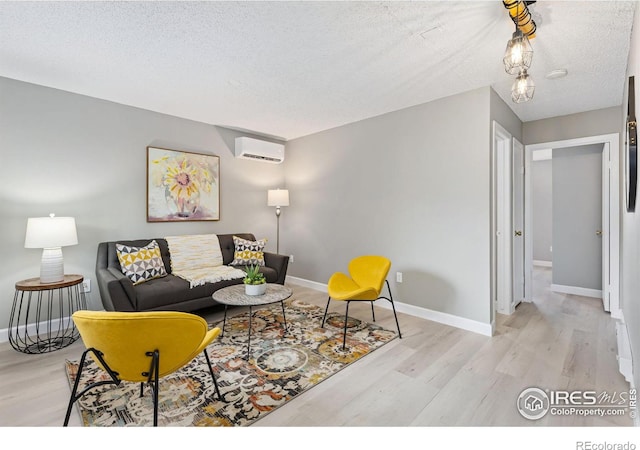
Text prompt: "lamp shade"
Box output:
[[25, 215, 78, 249], [267, 189, 290, 207]]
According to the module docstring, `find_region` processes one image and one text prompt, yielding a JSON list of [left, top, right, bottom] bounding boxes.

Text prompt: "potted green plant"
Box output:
[[243, 264, 267, 296]]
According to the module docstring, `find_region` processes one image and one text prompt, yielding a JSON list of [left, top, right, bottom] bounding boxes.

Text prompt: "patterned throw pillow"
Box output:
[[230, 236, 266, 266], [116, 240, 168, 285]]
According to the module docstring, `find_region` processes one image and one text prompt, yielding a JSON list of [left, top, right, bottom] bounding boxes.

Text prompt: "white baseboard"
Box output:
[[0, 316, 70, 344], [286, 276, 328, 293], [550, 283, 602, 299], [0, 277, 495, 344], [286, 275, 493, 337], [615, 313, 634, 385], [533, 260, 552, 267]]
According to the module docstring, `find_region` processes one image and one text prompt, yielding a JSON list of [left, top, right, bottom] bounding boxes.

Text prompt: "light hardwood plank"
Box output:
[[0, 267, 633, 427]]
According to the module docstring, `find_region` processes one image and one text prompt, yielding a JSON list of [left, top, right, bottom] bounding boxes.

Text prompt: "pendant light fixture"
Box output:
[[503, 0, 537, 103], [503, 27, 533, 75], [511, 69, 535, 103]]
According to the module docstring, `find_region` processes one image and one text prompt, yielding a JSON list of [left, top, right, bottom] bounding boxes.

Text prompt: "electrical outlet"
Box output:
[[550, 246, 553, 252], [82, 279, 91, 293], [396, 272, 403, 283], [289, 254, 294, 264]]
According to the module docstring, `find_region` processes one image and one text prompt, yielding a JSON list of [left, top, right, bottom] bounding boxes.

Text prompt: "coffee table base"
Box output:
[[221, 301, 288, 359]]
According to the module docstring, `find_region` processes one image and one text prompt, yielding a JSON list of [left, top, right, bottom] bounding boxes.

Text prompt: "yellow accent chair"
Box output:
[[322, 255, 402, 350], [63, 310, 223, 427]]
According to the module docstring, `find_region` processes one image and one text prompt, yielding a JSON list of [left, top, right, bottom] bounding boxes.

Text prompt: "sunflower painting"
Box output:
[[147, 147, 220, 222]]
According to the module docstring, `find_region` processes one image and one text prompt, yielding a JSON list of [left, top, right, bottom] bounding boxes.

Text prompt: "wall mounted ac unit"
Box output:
[[234, 137, 285, 164]]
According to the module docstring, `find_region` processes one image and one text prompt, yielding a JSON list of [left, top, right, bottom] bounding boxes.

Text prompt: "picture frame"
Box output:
[[626, 76, 637, 213], [147, 146, 220, 222]]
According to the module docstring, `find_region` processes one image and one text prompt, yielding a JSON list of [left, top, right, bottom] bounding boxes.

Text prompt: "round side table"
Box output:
[[9, 274, 87, 354]]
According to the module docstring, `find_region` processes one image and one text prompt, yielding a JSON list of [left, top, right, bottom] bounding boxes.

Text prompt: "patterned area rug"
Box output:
[[64, 297, 397, 426]]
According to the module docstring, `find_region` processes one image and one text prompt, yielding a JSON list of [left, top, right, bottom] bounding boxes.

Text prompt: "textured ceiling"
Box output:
[[0, 1, 636, 140]]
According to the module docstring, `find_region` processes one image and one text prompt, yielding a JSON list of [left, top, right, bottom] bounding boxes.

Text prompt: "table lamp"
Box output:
[[267, 189, 289, 254], [24, 214, 78, 283]]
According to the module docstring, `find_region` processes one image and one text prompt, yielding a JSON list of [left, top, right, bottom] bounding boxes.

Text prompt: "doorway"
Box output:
[[525, 134, 620, 318], [532, 144, 605, 299], [492, 121, 524, 319], [492, 127, 621, 330]]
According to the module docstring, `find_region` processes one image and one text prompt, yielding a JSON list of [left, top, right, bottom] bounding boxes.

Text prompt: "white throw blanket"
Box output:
[[165, 234, 246, 288]]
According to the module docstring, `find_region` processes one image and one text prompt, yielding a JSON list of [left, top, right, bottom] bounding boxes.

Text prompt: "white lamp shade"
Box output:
[[25, 215, 78, 249], [267, 189, 290, 207]]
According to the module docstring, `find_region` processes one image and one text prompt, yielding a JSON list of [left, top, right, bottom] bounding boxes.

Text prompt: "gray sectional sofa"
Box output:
[[95, 233, 289, 312]]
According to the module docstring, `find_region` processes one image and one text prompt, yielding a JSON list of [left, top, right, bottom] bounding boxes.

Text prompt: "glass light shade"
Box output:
[[267, 189, 290, 207], [25, 214, 78, 248], [511, 69, 535, 103], [503, 29, 533, 75]]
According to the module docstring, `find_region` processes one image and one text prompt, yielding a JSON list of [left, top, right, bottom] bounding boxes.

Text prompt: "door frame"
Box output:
[[492, 121, 515, 325], [524, 133, 620, 318], [512, 137, 525, 310]]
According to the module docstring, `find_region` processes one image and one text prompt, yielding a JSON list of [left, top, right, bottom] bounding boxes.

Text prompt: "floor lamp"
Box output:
[[267, 189, 289, 254]]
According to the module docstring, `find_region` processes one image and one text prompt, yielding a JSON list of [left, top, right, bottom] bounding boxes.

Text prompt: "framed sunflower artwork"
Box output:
[[147, 147, 220, 222]]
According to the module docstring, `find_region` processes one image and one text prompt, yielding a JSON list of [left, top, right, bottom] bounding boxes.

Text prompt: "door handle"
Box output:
[[596, 230, 603, 236], [514, 230, 523, 236]]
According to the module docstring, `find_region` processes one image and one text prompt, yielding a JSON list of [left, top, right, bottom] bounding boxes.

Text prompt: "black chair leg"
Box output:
[[386, 280, 402, 339], [153, 351, 160, 427], [144, 350, 160, 427], [64, 349, 89, 426], [342, 301, 350, 350], [371, 301, 376, 322], [321, 296, 331, 327], [64, 348, 120, 426], [203, 350, 224, 402]]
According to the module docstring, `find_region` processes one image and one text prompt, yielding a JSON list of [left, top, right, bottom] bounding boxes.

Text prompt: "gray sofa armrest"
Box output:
[[95, 242, 136, 311], [264, 252, 289, 285]]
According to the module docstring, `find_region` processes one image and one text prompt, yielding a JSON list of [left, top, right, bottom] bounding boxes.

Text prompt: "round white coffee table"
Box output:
[[212, 283, 293, 358]]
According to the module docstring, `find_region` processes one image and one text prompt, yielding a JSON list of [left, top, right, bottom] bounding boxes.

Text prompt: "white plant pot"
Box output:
[[245, 283, 267, 296]]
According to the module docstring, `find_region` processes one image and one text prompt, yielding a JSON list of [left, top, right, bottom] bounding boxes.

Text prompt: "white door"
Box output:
[[512, 138, 525, 309]]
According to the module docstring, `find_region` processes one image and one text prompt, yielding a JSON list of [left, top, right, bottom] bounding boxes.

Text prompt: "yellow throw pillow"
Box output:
[[116, 240, 168, 285], [230, 236, 266, 266]]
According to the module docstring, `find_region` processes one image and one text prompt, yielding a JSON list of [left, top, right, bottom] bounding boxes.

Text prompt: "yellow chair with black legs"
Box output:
[[321, 255, 402, 350], [63, 310, 223, 427]]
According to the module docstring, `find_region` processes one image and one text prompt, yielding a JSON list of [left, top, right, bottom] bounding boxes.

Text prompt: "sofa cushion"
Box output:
[[133, 268, 278, 310], [116, 240, 167, 285], [230, 235, 266, 266]]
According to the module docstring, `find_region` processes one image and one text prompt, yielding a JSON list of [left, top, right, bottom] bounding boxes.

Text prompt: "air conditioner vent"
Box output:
[[234, 137, 284, 164]]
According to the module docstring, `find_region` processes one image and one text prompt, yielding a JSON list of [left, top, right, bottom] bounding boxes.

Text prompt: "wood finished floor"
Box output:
[[0, 267, 632, 427]]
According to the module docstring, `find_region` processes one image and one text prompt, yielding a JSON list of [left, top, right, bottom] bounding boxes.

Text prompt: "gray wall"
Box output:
[[621, 3, 640, 392], [523, 106, 622, 145], [532, 159, 552, 262], [490, 87, 523, 143], [284, 87, 493, 324], [552, 144, 603, 290], [0, 77, 285, 329]]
